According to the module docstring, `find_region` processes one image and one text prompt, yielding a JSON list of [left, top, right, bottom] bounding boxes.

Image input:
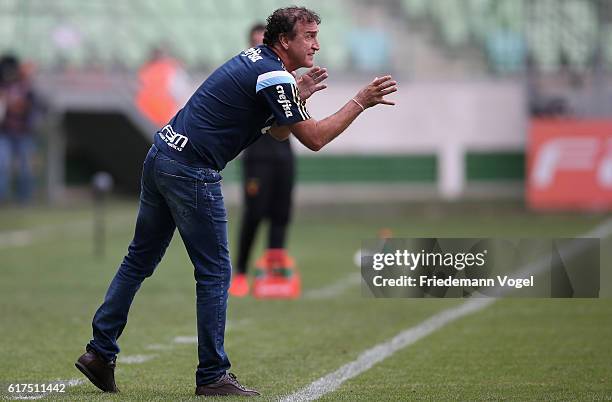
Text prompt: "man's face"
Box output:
[[286, 20, 320, 69]]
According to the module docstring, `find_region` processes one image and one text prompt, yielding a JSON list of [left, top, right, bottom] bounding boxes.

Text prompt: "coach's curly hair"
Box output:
[[263, 6, 321, 46]]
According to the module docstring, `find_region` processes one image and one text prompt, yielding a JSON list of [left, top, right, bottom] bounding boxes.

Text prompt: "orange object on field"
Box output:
[[253, 249, 301, 299], [229, 273, 250, 297]]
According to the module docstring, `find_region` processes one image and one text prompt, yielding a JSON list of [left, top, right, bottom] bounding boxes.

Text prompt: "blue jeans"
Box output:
[[88, 145, 231, 385], [0, 134, 35, 203]]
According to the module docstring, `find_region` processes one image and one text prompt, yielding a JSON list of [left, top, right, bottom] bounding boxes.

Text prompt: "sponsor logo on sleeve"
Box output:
[[275, 85, 293, 118]]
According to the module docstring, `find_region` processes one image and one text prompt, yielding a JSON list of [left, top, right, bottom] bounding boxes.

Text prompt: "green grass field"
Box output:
[[0, 200, 610, 401]]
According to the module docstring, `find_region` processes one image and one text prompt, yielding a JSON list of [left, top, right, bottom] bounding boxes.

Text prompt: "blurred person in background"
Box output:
[[0, 54, 37, 205], [135, 46, 192, 127], [230, 23, 301, 298], [75, 6, 396, 397]]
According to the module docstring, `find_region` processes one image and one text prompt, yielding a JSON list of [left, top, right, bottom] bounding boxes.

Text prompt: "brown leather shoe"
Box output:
[[195, 372, 260, 397], [74, 347, 118, 393]]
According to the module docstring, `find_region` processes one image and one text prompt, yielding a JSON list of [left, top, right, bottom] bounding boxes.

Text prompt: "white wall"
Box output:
[[297, 80, 528, 154]]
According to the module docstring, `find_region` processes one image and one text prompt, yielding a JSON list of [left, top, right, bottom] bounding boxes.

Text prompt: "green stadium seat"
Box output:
[[401, 0, 429, 17], [21, 15, 56, 66], [0, 16, 17, 51], [118, 22, 162, 68], [603, 24, 612, 69], [464, 0, 494, 41], [192, 1, 218, 17], [559, 0, 597, 69], [523, 0, 560, 71], [0, 0, 19, 13], [494, 0, 524, 32], [434, 0, 469, 46]]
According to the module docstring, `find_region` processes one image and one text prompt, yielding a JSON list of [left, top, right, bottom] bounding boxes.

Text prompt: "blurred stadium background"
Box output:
[[1, 0, 611, 400], [1, 0, 611, 205]]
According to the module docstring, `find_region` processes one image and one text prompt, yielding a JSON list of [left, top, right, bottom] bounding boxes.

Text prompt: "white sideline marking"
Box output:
[[173, 336, 198, 344], [170, 321, 252, 346], [11, 378, 85, 400], [0, 222, 90, 250], [226, 318, 252, 330], [145, 343, 173, 351], [303, 273, 361, 300], [118, 354, 158, 364], [282, 218, 612, 402], [0, 229, 33, 248], [0, 213, 134, 250], [280, 298, 494, 402]]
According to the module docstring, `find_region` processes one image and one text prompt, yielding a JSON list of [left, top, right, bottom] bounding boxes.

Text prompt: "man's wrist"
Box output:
[[296, 85, 308, 103], [351, 98, 365, 112]]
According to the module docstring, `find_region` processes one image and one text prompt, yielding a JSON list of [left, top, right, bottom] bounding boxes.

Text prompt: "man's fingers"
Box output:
[[314, 72, 329, 83], [309, 84, 327, 96], [379, 86, 397, 96], [377, 80, 397, 90], [372, 75, 393, 86], [311, 69, 328, 80], [307, 66, 322, 77], [379, 99, 396, 106]]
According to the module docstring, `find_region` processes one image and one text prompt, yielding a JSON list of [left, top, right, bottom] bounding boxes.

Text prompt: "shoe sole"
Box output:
[[196, 389, 260, 397], [75, 361, 118, 393]]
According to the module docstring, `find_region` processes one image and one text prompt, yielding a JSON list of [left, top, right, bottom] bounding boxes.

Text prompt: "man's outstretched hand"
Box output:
[[294, 66, 328, 101], [354, 75, 397, 109]]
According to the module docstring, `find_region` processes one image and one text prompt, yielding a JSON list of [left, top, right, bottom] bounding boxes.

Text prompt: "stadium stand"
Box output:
[[0, 0, 352, 71], [400, 0, 605, 73], [6, 0, 607, 75]]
